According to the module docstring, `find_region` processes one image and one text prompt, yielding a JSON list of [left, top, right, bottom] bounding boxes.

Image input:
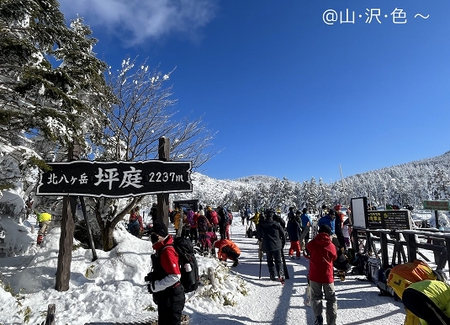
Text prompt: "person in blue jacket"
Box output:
[[318, 209, 336, 235]]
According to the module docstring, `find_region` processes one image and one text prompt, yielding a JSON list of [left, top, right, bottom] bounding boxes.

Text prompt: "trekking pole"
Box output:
[[259, 255, 262, 279], [258, 240, 263, 279]]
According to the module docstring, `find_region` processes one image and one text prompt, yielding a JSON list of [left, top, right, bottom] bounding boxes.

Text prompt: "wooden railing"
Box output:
[[352, 227, 450, 277]]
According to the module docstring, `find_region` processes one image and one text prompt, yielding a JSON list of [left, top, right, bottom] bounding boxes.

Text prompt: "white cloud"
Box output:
[[59, 0, 218, 46]]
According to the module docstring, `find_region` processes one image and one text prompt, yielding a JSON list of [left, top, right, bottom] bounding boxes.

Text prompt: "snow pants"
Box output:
[[38, 221, 51, 237], [310, 280, 337, 325], [266, 249, 283, 278], [154, 283, 186, 325], [288, 240, 301, 258]]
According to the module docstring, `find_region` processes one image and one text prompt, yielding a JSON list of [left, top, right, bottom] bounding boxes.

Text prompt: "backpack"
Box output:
[[187, 210, 195, 227], [351, 253, 369, 275], [221, 207, 230, 225], [366, 257, 381, 283], [228, 212, 233, 225], [210, 211, 219, 225], [172, 237, 200, 293], [387, 260, 437, 299], [198, 215, 208, 233], [377, 268, 397, 298]]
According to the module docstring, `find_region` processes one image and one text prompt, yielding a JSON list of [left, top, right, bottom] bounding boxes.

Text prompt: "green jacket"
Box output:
[[408, 280, 450, 325]]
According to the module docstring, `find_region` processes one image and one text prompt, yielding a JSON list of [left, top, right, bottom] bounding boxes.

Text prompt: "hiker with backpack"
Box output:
[[197, 210, 212, 254], [128, 206, 143, 238], [217, 206, 230, 240], [187, 209, 198, 244], [300, 208, 313, 247], [286, 211, 302, 259], [214, 238, 241, 267], [146, 222, 185, 325], [306, 224, 338, 325], [203, 230, 218, 256], [36, 211, 52, 245]]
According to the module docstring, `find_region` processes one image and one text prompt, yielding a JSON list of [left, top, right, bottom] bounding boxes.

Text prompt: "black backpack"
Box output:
[[351, 252, 369, 275], [172, 237, 200, 293]]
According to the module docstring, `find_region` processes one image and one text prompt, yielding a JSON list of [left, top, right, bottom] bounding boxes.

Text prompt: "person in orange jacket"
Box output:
[[214, 238, 241, 267]]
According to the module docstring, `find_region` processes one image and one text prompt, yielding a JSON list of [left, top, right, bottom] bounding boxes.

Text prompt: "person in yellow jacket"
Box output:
[[387, 260, 440, 325], [214, 238, 241, 267], [36, 211, 52, 245], [402, 280, 450, 325]]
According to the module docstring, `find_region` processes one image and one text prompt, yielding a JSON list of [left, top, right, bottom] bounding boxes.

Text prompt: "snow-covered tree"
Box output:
[[0, 1, 113, 154], [0, 0, 114, 214], [86, 57, 216, 251]]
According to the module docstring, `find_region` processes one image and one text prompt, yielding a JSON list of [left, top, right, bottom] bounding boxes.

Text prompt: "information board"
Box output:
[[423, 200, 450, 211], [173, 200, 199, 212], [351, 197, 368, 229], [366, 210, 412, 230]]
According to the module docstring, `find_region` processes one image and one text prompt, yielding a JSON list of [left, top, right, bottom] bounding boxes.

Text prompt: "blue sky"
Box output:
[[58, 0, 450, 183]]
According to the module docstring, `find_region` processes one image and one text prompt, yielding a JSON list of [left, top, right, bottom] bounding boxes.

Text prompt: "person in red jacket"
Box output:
[[146, 222, 185, 325], [306, 225, 338, 325], [214, 238, 241, 267]]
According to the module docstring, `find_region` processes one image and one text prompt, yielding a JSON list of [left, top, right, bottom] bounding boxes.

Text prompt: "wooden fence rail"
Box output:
[[353, 227, 450, 277]]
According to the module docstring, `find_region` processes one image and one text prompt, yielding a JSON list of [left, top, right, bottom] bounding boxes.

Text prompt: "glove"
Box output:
[[144, 272, 153, 282]]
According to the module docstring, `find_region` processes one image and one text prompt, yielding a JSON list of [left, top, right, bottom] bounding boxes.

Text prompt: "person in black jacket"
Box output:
[[257, 209, 286, 282], [332, 209, 351, 281], [286, 212, 302, 259]]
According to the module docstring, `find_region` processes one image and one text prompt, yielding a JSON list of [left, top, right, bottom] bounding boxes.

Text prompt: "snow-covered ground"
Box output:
[[0, 213, 446, 324]]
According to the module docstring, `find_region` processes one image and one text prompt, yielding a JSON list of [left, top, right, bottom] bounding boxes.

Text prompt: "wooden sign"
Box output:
[[36, 160, 192, 198]]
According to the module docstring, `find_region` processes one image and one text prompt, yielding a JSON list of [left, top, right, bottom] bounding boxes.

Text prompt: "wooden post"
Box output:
[[55, 196, 76, 291], [55, 142, 79, 291], [156, 137, 170, 227], [45, 304, 55, 325], [80, 197, 98, 261]]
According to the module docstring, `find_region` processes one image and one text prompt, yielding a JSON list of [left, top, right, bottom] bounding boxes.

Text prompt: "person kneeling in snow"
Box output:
[[146, 222, 185, 325], [214, 238, 241, 267]]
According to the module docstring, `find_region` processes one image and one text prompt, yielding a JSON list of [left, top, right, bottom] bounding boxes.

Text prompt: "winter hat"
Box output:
[[152, 222, 168, 237], [265, 209, 274, 219], [334, 204, 341, 211], [329, 209, 335, 216], [318, 225, 332, 235]]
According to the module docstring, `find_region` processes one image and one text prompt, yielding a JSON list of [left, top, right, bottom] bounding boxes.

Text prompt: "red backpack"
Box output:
[[210, 211, 219, 225]]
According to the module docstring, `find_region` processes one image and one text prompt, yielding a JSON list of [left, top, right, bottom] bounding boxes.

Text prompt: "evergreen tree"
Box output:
[[0, 0, 113, 156]]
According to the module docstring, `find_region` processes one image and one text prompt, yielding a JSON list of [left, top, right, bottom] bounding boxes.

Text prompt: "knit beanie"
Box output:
[[318, 225, 332, 235], [152, 222, 168, 237]]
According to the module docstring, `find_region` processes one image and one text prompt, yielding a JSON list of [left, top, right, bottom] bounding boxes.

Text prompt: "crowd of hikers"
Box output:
[[128, 202, 450, 325]]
